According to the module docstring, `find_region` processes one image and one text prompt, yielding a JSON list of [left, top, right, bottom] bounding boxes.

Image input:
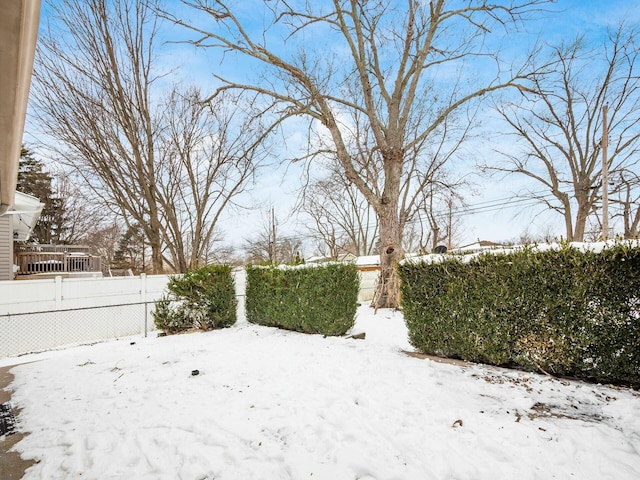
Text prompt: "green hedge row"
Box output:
[[153, 264, 237, 333], [399, 243, 640, 386], [245, 263, 359, 336]]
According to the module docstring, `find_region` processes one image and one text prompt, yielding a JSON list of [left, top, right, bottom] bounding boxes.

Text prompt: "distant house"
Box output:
[[0, 192, 44, 281], [306, 253, 357, 264], [0, 215, 12, 281], [11, 191, 44, 242], [354, 255, 380, 272], [10, 192, 103, 280]]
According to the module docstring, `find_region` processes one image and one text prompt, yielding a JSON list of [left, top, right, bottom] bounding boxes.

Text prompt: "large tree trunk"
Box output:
[[563, 211, 574, 241], [572, 196, 591, 242], [372, 155, 403, 309], [147, 222, 164, 274], [373, 204, 404, 309]]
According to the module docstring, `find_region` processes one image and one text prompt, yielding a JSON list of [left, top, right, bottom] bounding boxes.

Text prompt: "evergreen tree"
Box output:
[[17, 147, 67, 244], [113, 224, 148, 273]]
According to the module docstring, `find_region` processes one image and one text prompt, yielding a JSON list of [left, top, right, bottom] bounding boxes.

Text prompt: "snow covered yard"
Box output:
[[2, 306, 640, 480]]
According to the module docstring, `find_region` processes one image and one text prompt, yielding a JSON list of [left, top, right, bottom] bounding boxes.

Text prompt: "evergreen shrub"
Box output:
[[245, 263, 359, 336], [399, 242, 640, 386], [153, 264, 237, 333]]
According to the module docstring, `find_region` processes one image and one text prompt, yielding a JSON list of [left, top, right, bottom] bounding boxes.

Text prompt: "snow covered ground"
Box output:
[[2, 306, 640, 479]]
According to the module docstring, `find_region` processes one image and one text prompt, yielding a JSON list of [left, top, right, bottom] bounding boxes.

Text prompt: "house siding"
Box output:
[[0, 215, 12, 281]]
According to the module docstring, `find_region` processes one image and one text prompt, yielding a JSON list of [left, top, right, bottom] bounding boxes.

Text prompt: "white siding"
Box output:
[[0, 215, 12, 281]]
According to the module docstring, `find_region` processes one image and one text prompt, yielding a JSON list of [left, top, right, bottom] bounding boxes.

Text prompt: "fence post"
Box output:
[[141, 273, 148, 337]]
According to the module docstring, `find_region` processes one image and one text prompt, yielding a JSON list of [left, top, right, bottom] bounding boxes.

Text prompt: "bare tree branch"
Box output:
[[32, 0, 270, 272], [162, 0, 553, 306], [485, 25, 640, 241]]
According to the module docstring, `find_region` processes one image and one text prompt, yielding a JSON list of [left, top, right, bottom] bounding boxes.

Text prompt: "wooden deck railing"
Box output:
[[14, 251, 102, 275]]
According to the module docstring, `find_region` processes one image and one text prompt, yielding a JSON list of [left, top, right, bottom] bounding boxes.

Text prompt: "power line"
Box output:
[[445, 192, 558, 218], [271, 190, 561, 244]]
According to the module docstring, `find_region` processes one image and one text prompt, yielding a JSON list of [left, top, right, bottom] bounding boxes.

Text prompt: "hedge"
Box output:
[[398, 242, 640, 386], [153, 264, 237, 333], [245, 263, 359, 336]]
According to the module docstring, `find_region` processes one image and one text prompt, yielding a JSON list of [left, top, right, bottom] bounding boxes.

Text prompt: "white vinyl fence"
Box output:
[[358, 270, 378, 303], [0, 274, 171, 357], [0, 269, 374, 358]]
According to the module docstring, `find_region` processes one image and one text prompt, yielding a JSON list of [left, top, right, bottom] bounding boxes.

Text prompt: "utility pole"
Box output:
[[602, 104, 609, 241]]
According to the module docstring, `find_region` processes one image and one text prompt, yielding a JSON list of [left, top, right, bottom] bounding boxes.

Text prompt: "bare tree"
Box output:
[[506, 224, 557, 246], [206, 244, 244, 266], [83, 221, 123, 269], [243, 210, 303, 264], [157, 87, 268, 271], [611, 169, 640, 238], [486, 26, 640, 241], [32, 0, 269, 273], [52, 170, 109, 245], [243, 230, 274, 265], [301, 163, 378, 260], [406, 187, 466, 253], [164, 0, 549, 307], [33, 0, 165, 272]]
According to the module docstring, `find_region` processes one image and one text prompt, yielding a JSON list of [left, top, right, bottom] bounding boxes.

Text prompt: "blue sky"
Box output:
[[26, 0, 640, 253]]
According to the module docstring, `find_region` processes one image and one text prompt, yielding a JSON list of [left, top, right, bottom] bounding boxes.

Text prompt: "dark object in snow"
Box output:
[[130, 342, 136, 345], [0, 402, 16, 436], [434, 245, 447, 254], [347, 332, 366, 340], [191, 370, 200, 376]]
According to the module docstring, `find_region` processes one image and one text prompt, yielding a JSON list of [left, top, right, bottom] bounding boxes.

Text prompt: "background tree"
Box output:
[[17, 147, 67, 244], [507, 225, 557, 246], [156, 86, 269, 271], [243, 209, 302, 264], [242, 230, 274, 265], [405, 188, 466, 253], [32, 0, 270, 274], [485, 26, 640, 241], [611, 169, 640, 238], [18, 147, 111, 246], [243, 235, 303, 265], [112, 223, 148, 274], [83, 221, 123, 271], [300, 163, 378, 260], [51, 170, 108, 245], [165, 0, 550, 307], [206, 244, 244, 266]]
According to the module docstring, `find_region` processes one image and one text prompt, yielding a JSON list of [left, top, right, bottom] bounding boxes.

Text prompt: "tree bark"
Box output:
[[573, 200, 591, 242], [374, 202, 403, 309], [372, 151, 404, 309]]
